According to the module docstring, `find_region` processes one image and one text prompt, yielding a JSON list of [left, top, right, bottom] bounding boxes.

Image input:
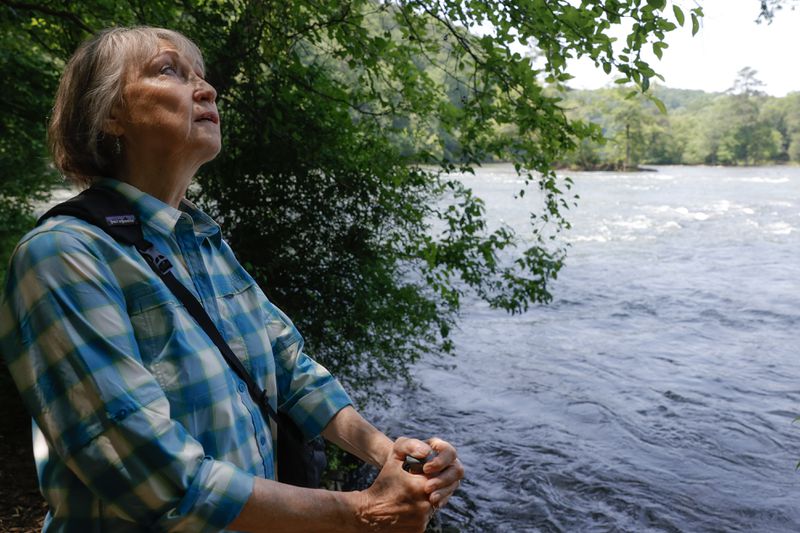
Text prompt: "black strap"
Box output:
[[39, 185, 279, 423], [39, 186, 145, 246]]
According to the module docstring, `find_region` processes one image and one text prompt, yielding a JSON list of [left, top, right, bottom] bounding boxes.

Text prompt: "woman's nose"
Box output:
[[194, 78, 217, 103]]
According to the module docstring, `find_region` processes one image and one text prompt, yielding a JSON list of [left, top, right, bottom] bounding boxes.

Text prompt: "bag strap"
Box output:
[[38, 186, 279, 424]]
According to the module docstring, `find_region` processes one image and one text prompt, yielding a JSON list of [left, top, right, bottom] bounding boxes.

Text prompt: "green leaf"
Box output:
[[691, 13, 700, 36], [603, 62, 612, 74], [673, 5, 685, 26], [660, 21, 677, 32], [651, 95, 667, 114], [652, 41, 668, 60]]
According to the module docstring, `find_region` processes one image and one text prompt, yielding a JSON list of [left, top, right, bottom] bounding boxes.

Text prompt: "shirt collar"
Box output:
[[180, 197, 223, 247], [97, 178, 222, 247]]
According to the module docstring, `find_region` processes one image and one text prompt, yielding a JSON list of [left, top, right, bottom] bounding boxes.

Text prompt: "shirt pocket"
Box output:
[[126, 283, 234, 410], [126, 281, 179, 366], [215, 270, 276, 380]]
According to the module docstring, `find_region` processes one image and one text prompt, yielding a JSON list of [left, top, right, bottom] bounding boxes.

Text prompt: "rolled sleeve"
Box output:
[[166, 457, 254, 532], [265, 302, 352, 439], [287, 379, 353, 439]]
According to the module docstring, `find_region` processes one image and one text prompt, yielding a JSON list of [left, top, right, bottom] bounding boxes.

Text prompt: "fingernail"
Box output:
[[431, 493, 441, 505]]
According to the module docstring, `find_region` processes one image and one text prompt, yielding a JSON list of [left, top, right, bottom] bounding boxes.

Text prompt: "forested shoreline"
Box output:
[[558, 69, 800, 171]]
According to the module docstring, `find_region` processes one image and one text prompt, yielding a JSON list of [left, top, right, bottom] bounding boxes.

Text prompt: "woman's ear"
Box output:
[[103, 117, 123, 137], [103, 103, 125, 137]]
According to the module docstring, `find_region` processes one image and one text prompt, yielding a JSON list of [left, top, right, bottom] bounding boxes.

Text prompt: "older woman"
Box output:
[[0, 26, 462, 532]]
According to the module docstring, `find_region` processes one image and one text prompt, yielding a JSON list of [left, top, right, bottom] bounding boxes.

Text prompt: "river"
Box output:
[[376, 165, 800, 532]]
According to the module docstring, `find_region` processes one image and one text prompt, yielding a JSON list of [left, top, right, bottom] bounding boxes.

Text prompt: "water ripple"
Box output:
[[373, 165, 800, 532]]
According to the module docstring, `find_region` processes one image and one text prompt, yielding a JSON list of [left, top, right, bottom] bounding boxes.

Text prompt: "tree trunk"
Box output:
[[624, 122, 631, 171]]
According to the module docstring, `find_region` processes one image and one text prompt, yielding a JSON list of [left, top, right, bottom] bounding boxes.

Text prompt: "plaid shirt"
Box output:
[[0, 179, 352, 532]]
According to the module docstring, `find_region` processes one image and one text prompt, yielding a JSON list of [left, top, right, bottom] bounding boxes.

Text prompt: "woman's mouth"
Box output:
[[195, 111, 219, 124]]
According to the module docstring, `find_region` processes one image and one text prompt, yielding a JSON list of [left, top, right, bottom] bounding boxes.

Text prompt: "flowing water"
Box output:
[[377, 165, 800, 532]]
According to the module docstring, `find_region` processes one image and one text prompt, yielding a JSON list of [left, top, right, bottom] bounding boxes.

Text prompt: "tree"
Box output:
[[0, 6, 63, 273], [1, 0, 696, 404], [715, 69, 780, 165], [761, 92, 800, 161], [788, 132, 800, 161], [605, 90, 653, 170], [729, 66, 766, 97], [560, 86, 677, 169], [643, 112, 683, 164]]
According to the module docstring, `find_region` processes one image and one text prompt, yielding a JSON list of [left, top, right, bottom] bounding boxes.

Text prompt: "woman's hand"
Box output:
[[229, 430, 463, 532], [420, 437, 464, 509], [357, 438, 435, 532]]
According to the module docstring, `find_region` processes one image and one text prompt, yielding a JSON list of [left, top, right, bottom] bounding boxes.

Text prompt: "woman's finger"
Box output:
[[423, 437, 458, 474], [424, 458, 464, 494], [392, 436, 433, 463], [429, 479, 461, 507]]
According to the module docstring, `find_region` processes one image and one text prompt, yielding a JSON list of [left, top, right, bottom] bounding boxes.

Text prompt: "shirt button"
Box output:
[[237, 382, 246, 393], [259, 436, 267, 446]]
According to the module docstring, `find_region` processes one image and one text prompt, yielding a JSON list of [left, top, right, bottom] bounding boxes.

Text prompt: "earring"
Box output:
[[114, 137, 122, 155]]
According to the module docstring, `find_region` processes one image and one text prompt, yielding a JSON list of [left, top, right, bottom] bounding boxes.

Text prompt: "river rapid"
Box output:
[[376, 165, 800, 532]]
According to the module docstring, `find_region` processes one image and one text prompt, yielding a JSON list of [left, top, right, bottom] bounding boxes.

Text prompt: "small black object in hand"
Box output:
[[402, 451, 438, 474]]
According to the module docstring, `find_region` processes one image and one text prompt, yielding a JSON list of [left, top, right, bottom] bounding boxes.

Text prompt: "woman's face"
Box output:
[[114, 39, 220, 169]]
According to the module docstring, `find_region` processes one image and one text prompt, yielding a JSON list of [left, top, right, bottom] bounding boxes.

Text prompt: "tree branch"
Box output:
[[1, 0, 93, 33]]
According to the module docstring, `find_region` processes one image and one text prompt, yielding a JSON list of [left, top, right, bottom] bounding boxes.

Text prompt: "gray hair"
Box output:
[[48, 26, 204, 186]]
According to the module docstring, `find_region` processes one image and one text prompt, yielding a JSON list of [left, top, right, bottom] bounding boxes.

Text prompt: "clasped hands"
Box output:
[[359, 437, 464, 532]]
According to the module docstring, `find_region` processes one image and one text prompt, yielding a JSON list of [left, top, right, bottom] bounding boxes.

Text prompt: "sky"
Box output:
[[566, 0, 800, 96]]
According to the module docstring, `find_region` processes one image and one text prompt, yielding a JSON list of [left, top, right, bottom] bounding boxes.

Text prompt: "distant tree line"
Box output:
[[560, 68, 800, 170]]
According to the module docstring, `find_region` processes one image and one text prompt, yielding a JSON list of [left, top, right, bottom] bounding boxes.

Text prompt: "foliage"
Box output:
[[560, 70, 798, 169], [758, 0, 800, 22], [1, 0, 691, 405], [0, 6, 63, 276], [561, 86, 673, 170]]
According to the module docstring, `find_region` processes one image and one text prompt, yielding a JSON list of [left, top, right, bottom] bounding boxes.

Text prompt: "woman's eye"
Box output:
[[160, 64, 177, 75]]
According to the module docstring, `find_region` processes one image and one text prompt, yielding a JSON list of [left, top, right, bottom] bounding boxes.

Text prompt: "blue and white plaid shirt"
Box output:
[[0, 178, 352, 532]]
